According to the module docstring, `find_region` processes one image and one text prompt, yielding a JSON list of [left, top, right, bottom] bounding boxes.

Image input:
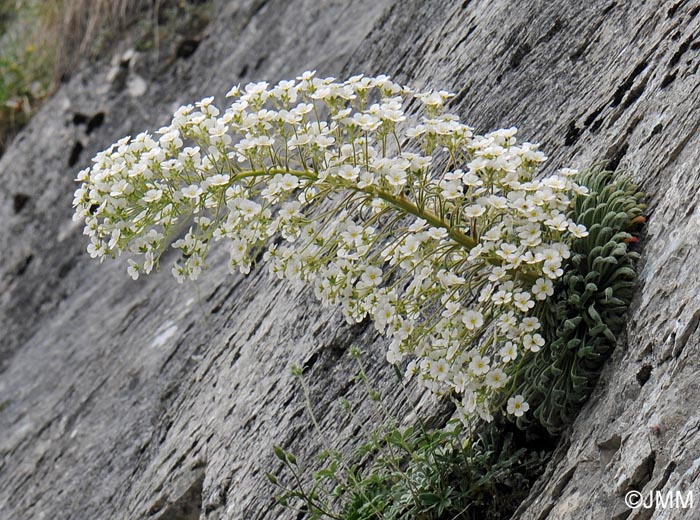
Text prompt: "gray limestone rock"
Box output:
[[1, 1, 699, 519]]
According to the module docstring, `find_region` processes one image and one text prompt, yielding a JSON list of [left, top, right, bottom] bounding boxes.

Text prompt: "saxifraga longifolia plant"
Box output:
[[511, 168, 645, 435], [73, 72, 645, 518]]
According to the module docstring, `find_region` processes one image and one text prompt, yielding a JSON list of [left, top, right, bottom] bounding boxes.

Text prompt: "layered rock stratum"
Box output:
[[1, 1, 699, 518]]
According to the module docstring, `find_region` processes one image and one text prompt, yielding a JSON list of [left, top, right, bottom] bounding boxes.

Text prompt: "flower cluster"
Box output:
[[73, 72, 590, 426]]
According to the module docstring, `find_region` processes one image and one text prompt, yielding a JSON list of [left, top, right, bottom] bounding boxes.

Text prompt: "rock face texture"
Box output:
[[1, 0, 700, 519]]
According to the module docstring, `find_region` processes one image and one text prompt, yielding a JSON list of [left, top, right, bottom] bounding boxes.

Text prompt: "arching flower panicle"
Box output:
[[73, 72, 590, 426]]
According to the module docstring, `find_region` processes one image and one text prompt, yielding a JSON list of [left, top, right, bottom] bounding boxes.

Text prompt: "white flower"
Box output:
[[418, 90, 453, 107], [374, 302, 396, 327], [543, 260, 563, 279], [225, 84, 241, 97], [361, 266, 383, 286], [245, 81, 269, 94], [523, 333, 545, 352], [488, 266, 508, 282], [408, 219, 427, 232], [208, 174, 231, 186], [256, 135, 275, 147], [451, 371, 468, 394], [462, 310, 484, 331], [543, 175, 567, 190], [507, 395, 530, 417], [143, 189, 163, 203], [427, 227, 448, 240], [340, 223, 363, 247], [572, 184, 590, 196], [537, 248, 562, 264], [532, 277, 554, 300], [492, 290, 512, 305], [463, 204, 485, 218], [499, 312, 517, 331], [386, 346, 401, 364], [127, 260, 140, 280], [276, 175, 298, 193], [386, 168, 407, 187], [172, 263, 186, 283], [520, 317, 540, 332], [230, 239, 247, 262], [406, 125, 425, 138], [551, 243, 571, 259], [559, 168, 578, 177], [485, 368, 507, 389], [336, 165, 360, 182], [181, 184, 203, 199], [462, 171, 484, 187], [496, 243, 519, 262], [513, 291, 534, 312], [357, 171, 375, 188], [440, 181, 462, 199], [86, 238, 105, 259], [430, 358, 450, 381], [468, 355, 490, 376], [499, 342, 518, 362], [237, 199, 262, 219], [544, 214, 568, 231], [482, 226, 503, 242], [352, 113, 381, 131], [110, 179, 131, 197], [568, 222, 589, 238]]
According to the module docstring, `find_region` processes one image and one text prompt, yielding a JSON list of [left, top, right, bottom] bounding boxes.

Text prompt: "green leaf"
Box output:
[[418, 492, 441, 506], [273, 445, 288, 463]]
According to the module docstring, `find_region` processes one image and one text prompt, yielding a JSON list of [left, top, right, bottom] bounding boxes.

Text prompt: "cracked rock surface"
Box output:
[[1, 1, 699, 518]]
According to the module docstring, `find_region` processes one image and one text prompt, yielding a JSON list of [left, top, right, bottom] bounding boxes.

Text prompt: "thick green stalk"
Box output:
[[230, 167, 478, 250]]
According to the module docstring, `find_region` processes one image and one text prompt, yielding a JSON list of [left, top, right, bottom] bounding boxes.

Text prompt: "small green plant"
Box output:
[[270, 351, 548, 520], [0, 0, 208, 153], [0, 1, 52, 150]]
